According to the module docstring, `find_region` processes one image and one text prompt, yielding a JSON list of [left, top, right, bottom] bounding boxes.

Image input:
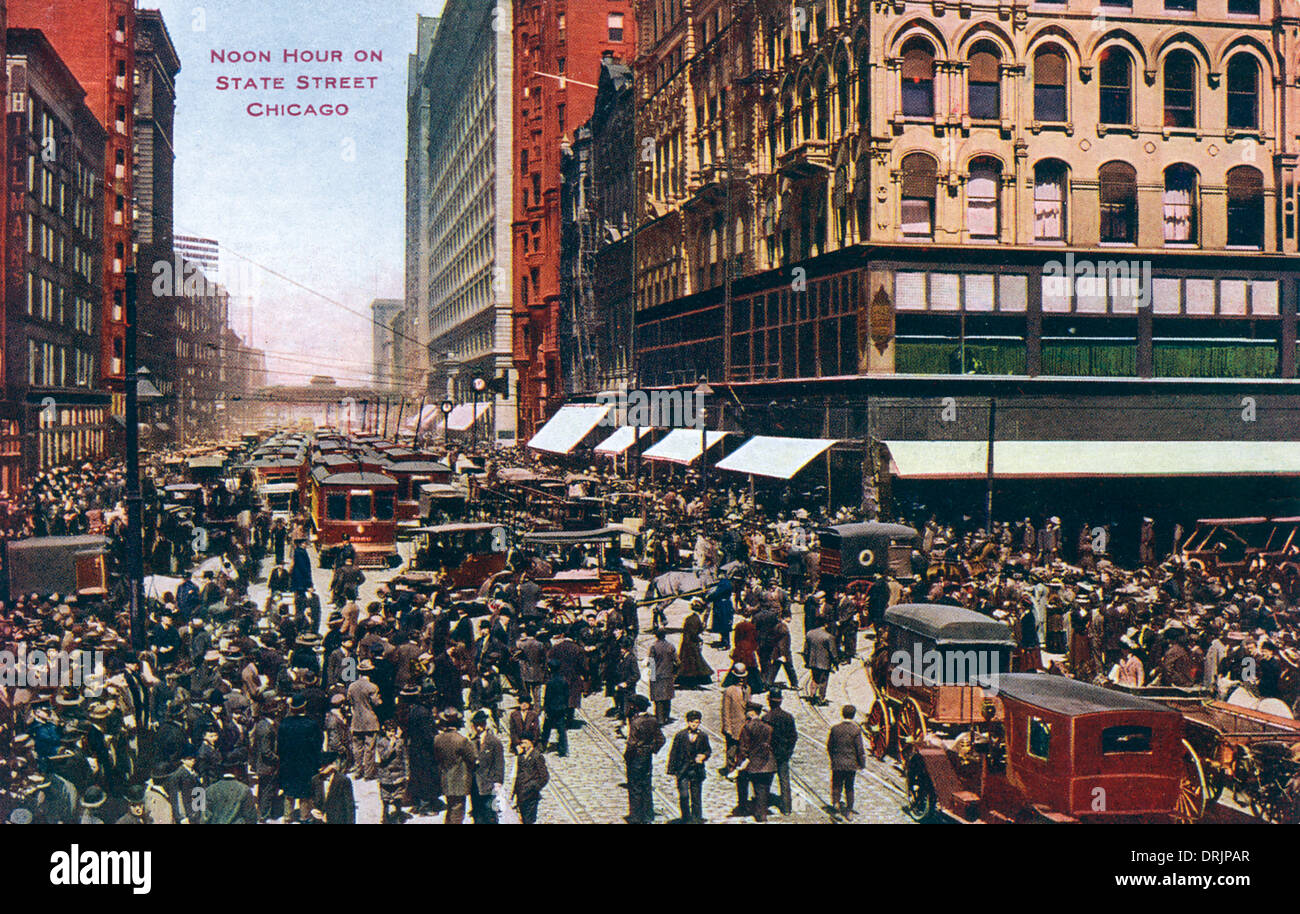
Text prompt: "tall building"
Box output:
[[631, 0, 1300, 474], [403, 14, 437, 396], [133, 7, 180, 441], [0, 3, 15, 501], [10, 0, 137, 409], [173, 234, 219, 277], [371, 297, 403, 388], [409, 1, 517, 443], [4, 28, 109, 482], [510, 1, 636, 440], [559, 53, 635, 398]]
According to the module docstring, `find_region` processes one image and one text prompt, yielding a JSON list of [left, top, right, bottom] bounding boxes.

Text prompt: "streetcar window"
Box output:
[[1101, 725, 1152, 754], [350, 494, 373, 520], [374, 494, 395, 521], [1027, 716, 1052, 760], [326, 495, 347, 521]]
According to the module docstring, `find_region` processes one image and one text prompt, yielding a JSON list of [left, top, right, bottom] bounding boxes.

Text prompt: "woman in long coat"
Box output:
[[676, 600, 713, 688]]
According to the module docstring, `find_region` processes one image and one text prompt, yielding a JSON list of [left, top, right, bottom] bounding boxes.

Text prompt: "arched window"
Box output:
[[967, 157, 1001, 239], [1033, 46, 1067, 122], [857, 49, 870, 125], [836, 56, 851, 133], [1034, 160, 1068, 241], [900, 153, 937, 239], [968, 44, 1001, 120], [1163, 50, 1196, 128], [782, 91, 794, 150], [1099, 161, 1138, 243], [815, 69, 830, 139], [768, 107, 779, 169], [800, 80, 814, 140], [1226, 166, 1264, 247], [1163, 164, 1198, 243], [1098, 47, 1132, 125], [901, 38, 935, 117], [1226, 55, 1259, 130]]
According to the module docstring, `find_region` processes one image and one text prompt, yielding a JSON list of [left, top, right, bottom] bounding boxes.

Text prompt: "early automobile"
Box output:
[[904, 673, 1209, 824]]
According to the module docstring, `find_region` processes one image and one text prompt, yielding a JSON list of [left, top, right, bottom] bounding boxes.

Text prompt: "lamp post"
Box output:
[[695, 377, 713, 493], [472, 375, 487, 453], [440, 399, 454, 451]]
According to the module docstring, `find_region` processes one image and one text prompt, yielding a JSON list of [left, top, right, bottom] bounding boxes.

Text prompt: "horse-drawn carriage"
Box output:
[[864, 603, 1018, 760], [904, 673, 1211, 824], [1109, 682, 1300, 822], [818, 522, 920, 587], [1181, 516, 1300, 590]]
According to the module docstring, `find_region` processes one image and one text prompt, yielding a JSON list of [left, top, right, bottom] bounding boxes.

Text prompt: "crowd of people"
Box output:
[[0, 437, 1297, 826]]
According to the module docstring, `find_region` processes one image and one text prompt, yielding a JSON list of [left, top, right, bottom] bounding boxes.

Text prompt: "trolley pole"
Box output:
[[124, 270, 146, 652]]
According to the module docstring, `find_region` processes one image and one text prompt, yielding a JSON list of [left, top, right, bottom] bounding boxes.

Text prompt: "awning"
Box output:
[[593, 426, 653, 455], [884, 440, 1300, 479], [715, 436, 840, 480], [403, 405, 443, 432], [641, 429, 730, 465], [527, 403, 613, 454], [444, 402, 492, 432]]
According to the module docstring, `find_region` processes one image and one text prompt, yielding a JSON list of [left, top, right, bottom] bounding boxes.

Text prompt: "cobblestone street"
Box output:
[[270, 549, 914, 825]]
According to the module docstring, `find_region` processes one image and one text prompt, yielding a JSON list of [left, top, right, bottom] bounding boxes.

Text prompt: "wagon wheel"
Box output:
[[896, 696, 927, 754], [1171, 739, 1208, 824], [864, 700, 892, 761], [546, 591, 581, 626], [1230, 745, 1260, 813], [904, 757, 938, 823], [1200, 734, 1227, 804]]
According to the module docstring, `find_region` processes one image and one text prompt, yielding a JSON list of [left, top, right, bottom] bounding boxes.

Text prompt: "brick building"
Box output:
[[626, 0, 1300, 524], [559, 53, 635, 397], [133, 7, 180, 441], [10, 0, 136, 411], [511, 0, 636, 439], [4, 27, 109, 483]]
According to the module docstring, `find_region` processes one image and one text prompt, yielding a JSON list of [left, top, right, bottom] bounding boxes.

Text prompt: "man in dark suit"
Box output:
[[735, 702, 776, 821], [310, 752, 355, 824], [665, 709, 711, 823], [803, 622, 838, 706], [764, 690, 798, 815], [539, 661, 571, 756], [624, 695, 665, 824], [515, 626, 548, 705], [278, 693, 323, 823], [827, 704, 867, 817], [547, 630, 586, 708], [508, 697, 542, 754], [470, 711, 504, 824], [512, 735, 548, 824]]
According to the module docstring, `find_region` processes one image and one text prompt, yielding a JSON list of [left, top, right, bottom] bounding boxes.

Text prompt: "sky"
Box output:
[[150, 0, 445, 385]]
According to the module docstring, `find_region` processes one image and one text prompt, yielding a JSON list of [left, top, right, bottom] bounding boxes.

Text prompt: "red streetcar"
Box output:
[[310, 469, 400, 568]]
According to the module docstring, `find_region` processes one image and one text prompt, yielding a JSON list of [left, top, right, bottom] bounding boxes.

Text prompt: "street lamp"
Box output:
[[695, 377, 713, 492], [440, 398, 454, 450], [471, 375, 487, 453]]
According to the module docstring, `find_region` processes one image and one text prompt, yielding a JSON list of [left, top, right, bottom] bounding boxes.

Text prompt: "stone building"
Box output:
[[628, 0, 1300, 520]]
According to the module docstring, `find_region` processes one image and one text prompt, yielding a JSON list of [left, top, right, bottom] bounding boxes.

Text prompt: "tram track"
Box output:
[[799, 668, 911, 807], [575, 705, 682, 817]]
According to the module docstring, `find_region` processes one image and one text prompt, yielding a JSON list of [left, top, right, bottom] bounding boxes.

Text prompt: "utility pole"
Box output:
[[985, 397, 996, 535], [124, 270, 145, 652]]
